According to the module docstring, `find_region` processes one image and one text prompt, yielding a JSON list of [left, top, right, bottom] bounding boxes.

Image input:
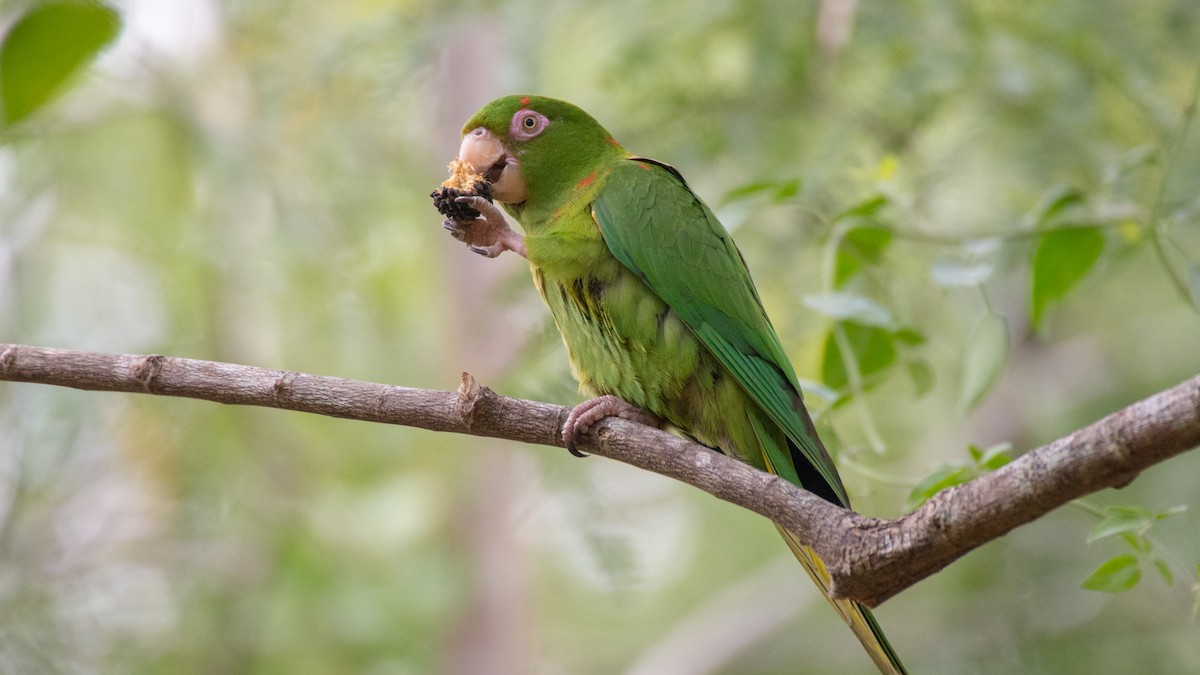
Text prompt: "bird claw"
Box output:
[[468, 244, 504, 258], [440, 197, 527, 258], [443, 219, 469, 241], [561, 395, 661, 457]]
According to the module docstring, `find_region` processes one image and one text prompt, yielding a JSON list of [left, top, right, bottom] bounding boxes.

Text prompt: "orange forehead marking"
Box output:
[[577, 171, 597, 188], [637, 162, 652, 170], [519, 96, 531, 107], [606, 135, 621, 147]]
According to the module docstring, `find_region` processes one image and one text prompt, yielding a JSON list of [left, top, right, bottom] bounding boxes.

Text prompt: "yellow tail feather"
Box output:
[[775, 526, 908, 675]]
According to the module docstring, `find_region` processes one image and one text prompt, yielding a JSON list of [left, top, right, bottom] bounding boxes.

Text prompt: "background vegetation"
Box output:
[[2, 0, 1199, 673]]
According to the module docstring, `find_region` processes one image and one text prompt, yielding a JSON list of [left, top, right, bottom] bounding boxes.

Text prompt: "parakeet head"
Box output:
[[455, 95, 626, 209]]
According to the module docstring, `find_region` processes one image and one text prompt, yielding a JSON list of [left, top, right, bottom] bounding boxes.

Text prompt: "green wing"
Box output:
[[592, 158, 849, 507]]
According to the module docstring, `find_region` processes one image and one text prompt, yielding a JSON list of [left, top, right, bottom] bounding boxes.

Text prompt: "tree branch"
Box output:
[[2, 343, 1199, 606]]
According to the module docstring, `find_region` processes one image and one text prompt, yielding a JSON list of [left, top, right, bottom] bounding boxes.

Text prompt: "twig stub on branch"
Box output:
[[1, 343, 1198, 607]]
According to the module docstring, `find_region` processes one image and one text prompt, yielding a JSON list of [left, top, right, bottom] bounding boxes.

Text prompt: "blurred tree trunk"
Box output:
[[437, 19, 534, 675]]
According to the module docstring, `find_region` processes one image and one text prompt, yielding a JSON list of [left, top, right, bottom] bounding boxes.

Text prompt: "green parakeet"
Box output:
[[438, 95, 907, 675]]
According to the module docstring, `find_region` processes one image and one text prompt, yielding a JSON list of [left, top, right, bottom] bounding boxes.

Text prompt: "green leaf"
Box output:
[[974, 442, 1014, 471], [1120, 532, 1152, 553], [834, 194, 888, 222], [1155, 505, 1187, 520], [1153, 558, 1174, 586], [721, 181, 772, 202], [906, 359, 934, 396], [907, 465, 973, 509], [835, 226, 894, 286], [1033, 185, 1085, 226], [821, 321, 898, 389], [770, 178, 802, 202], [844, 226, 893, 262], [1087, 509, 1153, 544], [957, 312, 1009, 413], [720, 180, 774, 202], [804, 292, 896, 328], [0, 1, 122, 126], [1081, 554, 1142, 593], [1030, 228, 1105, 331]]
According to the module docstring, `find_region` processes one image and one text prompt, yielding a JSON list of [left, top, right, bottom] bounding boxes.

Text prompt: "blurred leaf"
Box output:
[[835, 226, 894, 286], [1188, 263, 1200, 312], [804, 292, 895, 328], [834, 253, 860, 288], [972, 442, 1014, 471], [894, 327, 925, 345], [1033, 185, 1085, 226], [957, 312, 1009, 413], [1030, 228, 1105, 330], [906, 358, 934, 396], [1111, 145, 1159, 180], [1087, 507, 1153, 544], [1081, 554, 1141, 593], [770, 178, 802, 202], [722, 180, 776, 202], [1155, 505, 1188, 520], [964, 237, 1002, 257], [833, 194, 888, 222], [0, 1, 121, 126], [931, 257, 995, 287], [797, 378, 840, 406], [908, 442, 1012, 512], [720, 177, 801, 205], [1153, 558, 1174, 586], [821, 321, 897, 389], [1121, 532, 1153, 553], [907, 465, 973, 509], [1194, 569, 1200, 620], [844, 225, 893, 262]]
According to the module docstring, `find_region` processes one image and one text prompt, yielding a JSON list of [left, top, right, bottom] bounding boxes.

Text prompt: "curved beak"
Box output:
[[458, 128, 527, 204]]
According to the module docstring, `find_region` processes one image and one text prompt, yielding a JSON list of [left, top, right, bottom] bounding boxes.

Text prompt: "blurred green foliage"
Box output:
[[1, 0, 1200, 673]]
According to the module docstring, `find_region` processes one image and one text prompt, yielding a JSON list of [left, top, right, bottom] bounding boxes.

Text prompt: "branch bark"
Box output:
[[3, 343, 1199, 606]]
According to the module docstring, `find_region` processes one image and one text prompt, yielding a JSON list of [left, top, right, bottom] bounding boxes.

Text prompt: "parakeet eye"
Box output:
[[510, 109, 549, 140]]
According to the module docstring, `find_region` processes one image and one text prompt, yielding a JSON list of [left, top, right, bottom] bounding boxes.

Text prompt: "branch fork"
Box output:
[[2, 343, 1198, 606]]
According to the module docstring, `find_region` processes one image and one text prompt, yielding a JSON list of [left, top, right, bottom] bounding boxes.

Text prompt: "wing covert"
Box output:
[[592, 159, 848, 505]]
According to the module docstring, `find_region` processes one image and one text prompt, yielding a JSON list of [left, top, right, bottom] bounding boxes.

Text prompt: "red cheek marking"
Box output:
[[519, 96, 531, 108], [637, 162, 652, 170], [576, 171, 596, 188]]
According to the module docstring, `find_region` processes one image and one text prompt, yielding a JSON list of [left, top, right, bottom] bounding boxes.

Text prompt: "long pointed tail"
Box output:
[[775, 526, 907, 675]]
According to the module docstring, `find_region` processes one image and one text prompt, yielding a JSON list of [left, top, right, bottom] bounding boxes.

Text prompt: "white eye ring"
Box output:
[[511, 110, 549, 139]]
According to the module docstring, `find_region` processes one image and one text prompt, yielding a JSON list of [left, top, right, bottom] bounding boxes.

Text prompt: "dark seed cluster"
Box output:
[[430, 181, 493, 221]]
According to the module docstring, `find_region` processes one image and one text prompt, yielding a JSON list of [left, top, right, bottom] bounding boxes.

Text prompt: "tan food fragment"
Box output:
[[442, 158, 489, 193]]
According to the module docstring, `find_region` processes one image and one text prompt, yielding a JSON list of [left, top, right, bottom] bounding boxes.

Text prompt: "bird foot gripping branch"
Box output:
[[561, 394, 663, 457]]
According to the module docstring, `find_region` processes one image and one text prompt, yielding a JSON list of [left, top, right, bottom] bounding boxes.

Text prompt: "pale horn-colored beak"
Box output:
[[458, 127, 527, 204]]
